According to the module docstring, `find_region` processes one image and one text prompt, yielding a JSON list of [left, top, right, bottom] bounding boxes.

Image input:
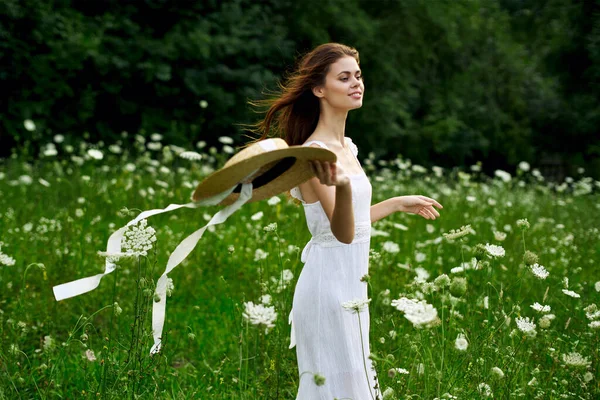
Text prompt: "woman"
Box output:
[[249, 43, 443, 400]]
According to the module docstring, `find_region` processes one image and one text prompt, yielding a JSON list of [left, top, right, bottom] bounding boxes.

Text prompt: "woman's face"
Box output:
[[314, 56, 364, 110]]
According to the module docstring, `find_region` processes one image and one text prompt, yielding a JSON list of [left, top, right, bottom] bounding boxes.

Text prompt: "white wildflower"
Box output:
[[382, 241, 400, 253], [254, 249, 268, 262], [0, 250, 16, 266], [121, 219, 157, 257], [530, 263, 549, 279], [263, 222, 277, 232], [493, 231, 507, 241], [24, 119, 36, 131], [484, 243, 505, 258], [494, 169, 512, 182], [251, 211, 263, 221], [87, 149, 104, 160], [242, 301, 277, 333], [178, 151, 203, 161], [218, 136, 233, 144], [260, 294, 272, 305], [85, 349, 96, 361], [267, 196, 281, 206], [562, 289, 580, 298], [443, 225, 471, 241], [391, 297, 439, 328], [454, 333, 468, 351], [341, 298, 371, 313], [19, 175, 33, 185], [561, 352, 591, 368], [515, 316, 537, 337], [43, 335, 54, 351], [477, 382, 493, 398], [491, 366, 504, 379], [530, 302, 551, 313]]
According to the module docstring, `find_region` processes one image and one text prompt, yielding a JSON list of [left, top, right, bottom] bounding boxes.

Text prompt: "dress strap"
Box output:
[[302, 140, 330, 150]]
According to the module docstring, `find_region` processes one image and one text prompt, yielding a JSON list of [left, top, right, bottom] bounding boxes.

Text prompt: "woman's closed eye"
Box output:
[[341, 76, 362, 81]]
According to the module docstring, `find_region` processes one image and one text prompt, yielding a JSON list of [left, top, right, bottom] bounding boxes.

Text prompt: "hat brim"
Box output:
[[192, 146, 337, 205]]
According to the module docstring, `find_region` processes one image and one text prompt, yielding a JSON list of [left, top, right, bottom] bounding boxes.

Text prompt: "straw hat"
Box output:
[[192, 138, 336, 205]]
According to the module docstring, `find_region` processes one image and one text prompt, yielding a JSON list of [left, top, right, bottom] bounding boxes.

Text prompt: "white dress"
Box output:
[[289, 137, 381, 400]]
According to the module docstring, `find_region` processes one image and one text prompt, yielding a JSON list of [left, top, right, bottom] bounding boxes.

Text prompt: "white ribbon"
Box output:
[[52, 183, 240, 302], [53, 174, 257, 355], [149, 182, 252, 354]]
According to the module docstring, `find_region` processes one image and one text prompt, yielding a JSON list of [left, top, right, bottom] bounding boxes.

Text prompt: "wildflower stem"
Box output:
[[438, 286, 445, 396], [356, 311, 376, 400], [245, 319, 249, 393], [100, 265, 119, 397]]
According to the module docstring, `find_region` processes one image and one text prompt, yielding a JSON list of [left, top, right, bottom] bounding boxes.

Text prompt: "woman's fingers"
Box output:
[[419, 195, 443, 209]]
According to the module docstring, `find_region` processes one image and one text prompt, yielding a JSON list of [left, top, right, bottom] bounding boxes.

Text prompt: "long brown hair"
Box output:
[[240, 43, 360, 146]]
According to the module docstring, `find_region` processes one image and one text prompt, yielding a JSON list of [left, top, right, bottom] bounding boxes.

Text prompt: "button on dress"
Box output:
[[289, 137, 381, 400]]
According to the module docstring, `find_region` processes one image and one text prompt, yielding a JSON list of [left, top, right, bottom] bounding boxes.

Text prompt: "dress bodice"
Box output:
[[290, 138, 372, 260]]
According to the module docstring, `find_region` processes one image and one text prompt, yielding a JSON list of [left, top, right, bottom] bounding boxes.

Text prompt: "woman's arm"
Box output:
[[370, 197, 402, 224], [370, 195, 444, 224], [300, 148, 354, 244]]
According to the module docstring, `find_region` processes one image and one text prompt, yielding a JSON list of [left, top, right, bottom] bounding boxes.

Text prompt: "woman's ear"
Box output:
[[312, 85, 324, 98]]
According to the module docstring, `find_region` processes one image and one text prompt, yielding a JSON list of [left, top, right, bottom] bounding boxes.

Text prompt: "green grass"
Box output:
[[0, 139, 598, 399]]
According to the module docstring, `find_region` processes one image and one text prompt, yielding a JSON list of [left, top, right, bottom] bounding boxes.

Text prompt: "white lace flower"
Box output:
[[493, 231, 507, 241], [530, 302, 551, 313], [515, 316, 537, 336], [178, 151, 203, 161], [494, 169, 512, 182], [267, 196, 281, 206], [254, 249, 268, 262], [24, 119, 36, 131], [391, 297, 439, 328], [0, 251, 16, 266], [382, 241, 400, 253], [455, 333, 468, 351], [121, 219, 157, 257], [595, 281, 600, 292], [87, 149, 104, 160], [530, 263, 549, 279], [477, 382, 493, 398], [242, 301, 277, 333], [341, 298, 371, 314], [491, 367, 504, 379], [443, 225, 471, 241], [589, 320, 600, 330], [484, 243, 505, 258], [218, 136, 233, 144], [251, 211, 263, 221], [260, 294, 271, 305], [561, 352, 591, 368], [562, 289, 580, 298], [85, 349, 96, 362], [43, 335, 54, 351]]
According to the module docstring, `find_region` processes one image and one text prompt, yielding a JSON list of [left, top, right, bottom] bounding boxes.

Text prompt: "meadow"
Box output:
[[0, 132, 598, 399]]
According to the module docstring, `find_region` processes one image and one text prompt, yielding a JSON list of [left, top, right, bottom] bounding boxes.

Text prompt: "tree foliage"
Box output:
[[1, 0, 598, 178]]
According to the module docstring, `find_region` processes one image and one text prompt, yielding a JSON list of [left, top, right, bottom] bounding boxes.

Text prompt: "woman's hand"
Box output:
[[398, 195, 443, 220], [309, 160, 350, 187]]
